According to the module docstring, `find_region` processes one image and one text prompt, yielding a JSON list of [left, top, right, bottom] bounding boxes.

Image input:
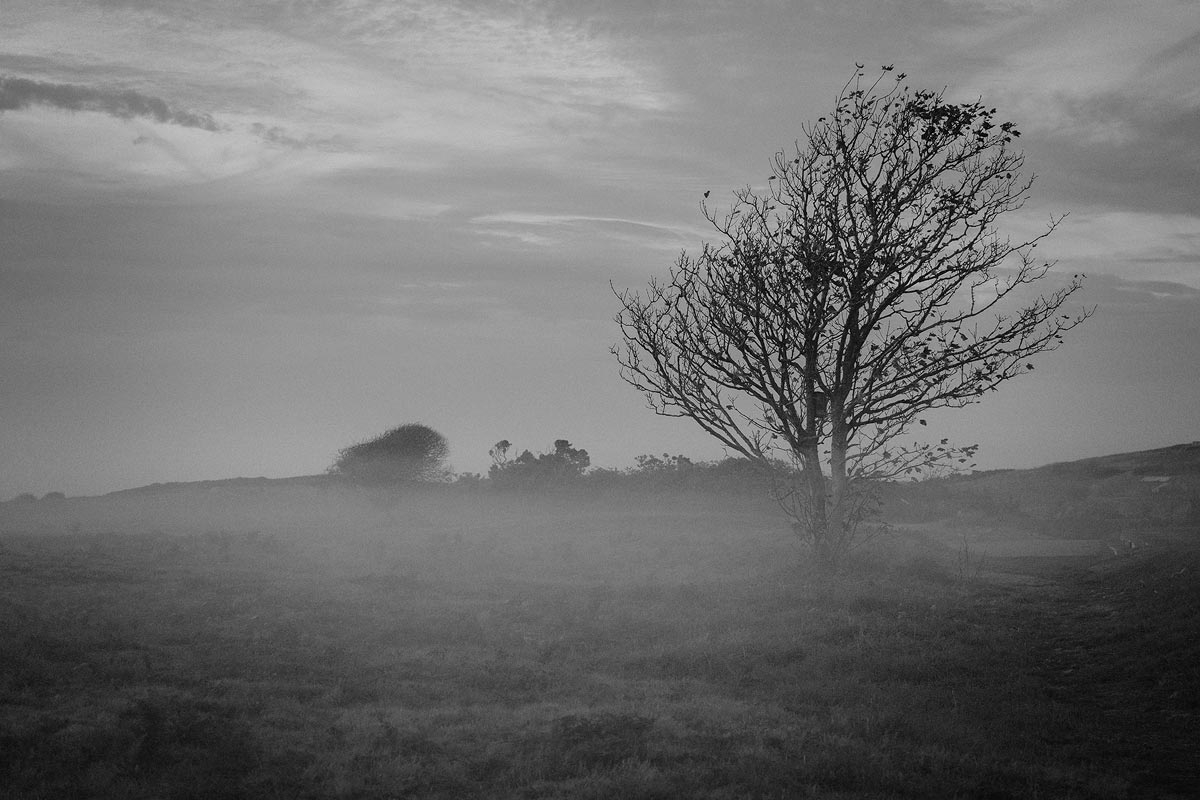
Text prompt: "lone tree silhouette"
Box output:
[[613, 66, 1091, 564], [330, 423, 449, 485]]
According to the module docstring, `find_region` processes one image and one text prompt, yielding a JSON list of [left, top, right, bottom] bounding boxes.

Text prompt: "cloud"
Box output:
[[471, 211, 700, 251], [473, 211, 684, 234], [1108, 279, 1200, 302], [248, 122, 350, 151], [2, 0, 683, 203], [943, 6, 1200, 217], [0, 75, 220, 131], [1017, 88, 1200, 215], [1026, 210, 1200, 289]]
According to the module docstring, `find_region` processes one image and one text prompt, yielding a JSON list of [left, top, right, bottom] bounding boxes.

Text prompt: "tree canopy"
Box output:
[[613, 66, 1091, 563], [329, 423, 449, 485]]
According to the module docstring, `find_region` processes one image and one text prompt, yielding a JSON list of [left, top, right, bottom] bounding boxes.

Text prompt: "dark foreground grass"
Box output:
[[1, 497, 1197, 799]]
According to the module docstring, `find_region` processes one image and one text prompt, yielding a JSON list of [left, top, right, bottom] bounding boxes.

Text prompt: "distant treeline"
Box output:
[[11, 440, 1197, 539], [0, 453, 772, 506], [467, 447, 769, 496]]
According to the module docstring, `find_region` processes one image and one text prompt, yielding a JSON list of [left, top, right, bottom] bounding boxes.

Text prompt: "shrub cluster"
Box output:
[[329, 423, 449, 485], [487, 439, 590, 489]]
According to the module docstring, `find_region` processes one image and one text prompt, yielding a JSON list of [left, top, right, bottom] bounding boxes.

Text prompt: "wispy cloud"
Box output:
[[471, 212, 702, 252], [2, 0, 681, 204], [944, 4, 1200, 218], [1107, 278, 1200, 302], [0, 76, 219, 130], [248, 123, 348, 151], [1034, 211, 1200, 288]]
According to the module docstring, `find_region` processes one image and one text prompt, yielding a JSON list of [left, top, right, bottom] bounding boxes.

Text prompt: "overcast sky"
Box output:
[[2, 0, 1198, 497]]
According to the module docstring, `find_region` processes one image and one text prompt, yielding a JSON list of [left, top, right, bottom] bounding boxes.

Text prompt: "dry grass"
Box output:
[[1, 491, 1197, 798]]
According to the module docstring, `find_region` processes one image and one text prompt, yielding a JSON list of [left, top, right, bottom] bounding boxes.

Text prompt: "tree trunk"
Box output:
[[827, 419, 850, 565], [800, 441, 832, 565]]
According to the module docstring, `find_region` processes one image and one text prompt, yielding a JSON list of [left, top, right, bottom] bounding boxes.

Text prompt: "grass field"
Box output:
[[1, 491, 1197, 798]]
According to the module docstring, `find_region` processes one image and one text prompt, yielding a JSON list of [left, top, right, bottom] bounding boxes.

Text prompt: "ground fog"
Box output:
[[1, 483, 1197, 798]]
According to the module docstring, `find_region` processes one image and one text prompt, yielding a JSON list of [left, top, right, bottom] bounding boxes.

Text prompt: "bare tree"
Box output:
[[613, 67, 1092, 564]]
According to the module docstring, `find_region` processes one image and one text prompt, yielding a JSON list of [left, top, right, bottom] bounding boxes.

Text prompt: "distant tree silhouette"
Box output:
[[632, 453, 695, 474], [489, 439, 590, 488], [489, 440, 512, 468], [329, 423, 449, 485]]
